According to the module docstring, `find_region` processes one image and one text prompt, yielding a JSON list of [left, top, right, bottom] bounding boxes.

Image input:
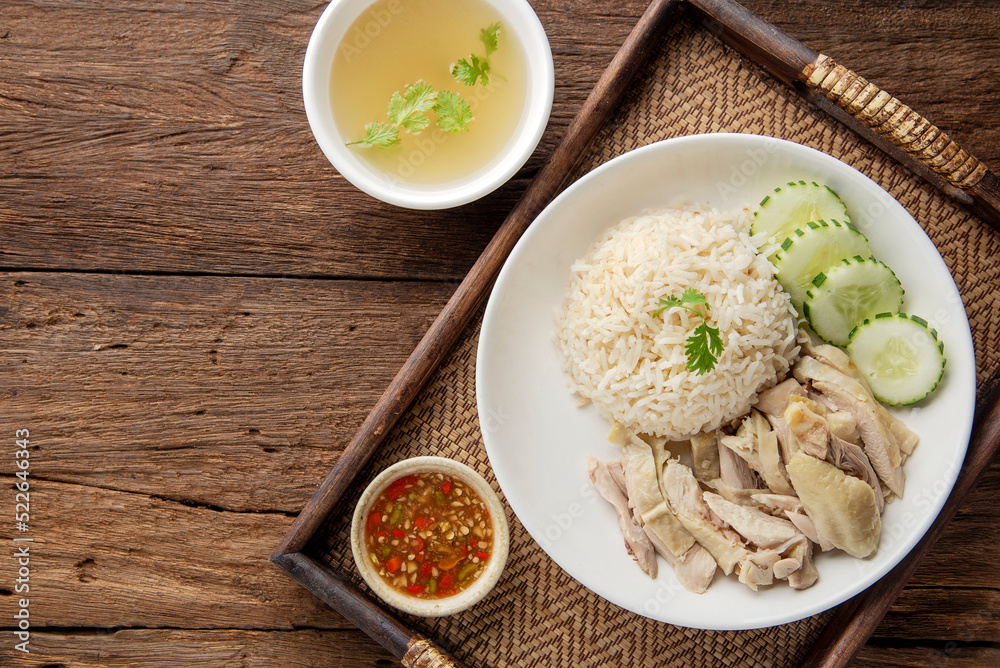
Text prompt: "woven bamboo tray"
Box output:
[[273, 1, 1000, 666]]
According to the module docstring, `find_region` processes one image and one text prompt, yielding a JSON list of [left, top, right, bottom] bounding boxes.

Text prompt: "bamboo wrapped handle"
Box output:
[[402, 638, 463, 668], [803, 54, 988, 190]]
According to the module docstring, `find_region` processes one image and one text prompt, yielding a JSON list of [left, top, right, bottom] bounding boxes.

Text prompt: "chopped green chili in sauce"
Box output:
[[364, 471, 493, 599]]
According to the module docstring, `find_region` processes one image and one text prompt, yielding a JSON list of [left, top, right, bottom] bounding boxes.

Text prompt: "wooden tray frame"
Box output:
[[272, 1, 1000, 666]]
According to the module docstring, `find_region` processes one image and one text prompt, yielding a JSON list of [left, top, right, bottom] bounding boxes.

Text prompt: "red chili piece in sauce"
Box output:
[[363, 471, 494, 600]]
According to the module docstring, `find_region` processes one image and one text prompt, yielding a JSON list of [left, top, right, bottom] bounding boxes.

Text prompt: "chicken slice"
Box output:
[[756, 377, 808, 417], [677, 514, 750, 577], [785, 396, 830, 460], [751, 493, 802, 514], [801, 341, 924, 452], [718, 433, 763, 490], [607, 459, 627, 494], [826, 410, 861, 445], [654, 541, 718, 595], [751, 492, 835, 551], [888, 415, 920, 456], [638, 503, 698, 564], [587, 457, 658, 577], [793, 356, 906, 496], [615, 427, 696, 559], [662, 460, 750, 575], [784, 538, 818, 589], [784, 509, 834, 551], [724, 412, 797, 495], [801, 339, 865, 381], [828, 432, 884, 513], [606, 429, 719, 592], [784, 394, 883, 511], [618, 432, 667, 515], [708, 480, 775, 513], [773, 556, 802, 580], [756, 378, 807, 465], [636, 431, 673, 478], [703, 492, 803, 550], [619, 433, 719, 593], [736, 549, 783, 591], [749, 410, 796, 495], [785, 452, 882, 558]]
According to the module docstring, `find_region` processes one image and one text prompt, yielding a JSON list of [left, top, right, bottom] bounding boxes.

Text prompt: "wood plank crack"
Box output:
[[3, 474, 298, 517]]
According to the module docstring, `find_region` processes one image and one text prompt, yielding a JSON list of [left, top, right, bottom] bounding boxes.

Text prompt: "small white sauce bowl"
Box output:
[[302, 0, 554, 209], [350, 456, 510, 617]]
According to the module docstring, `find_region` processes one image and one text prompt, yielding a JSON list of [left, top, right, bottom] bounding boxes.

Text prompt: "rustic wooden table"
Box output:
[[2, 1, 998, 666]]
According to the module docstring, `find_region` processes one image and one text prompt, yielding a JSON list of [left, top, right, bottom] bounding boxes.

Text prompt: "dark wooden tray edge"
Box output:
[[272, 2, 1000, 667]]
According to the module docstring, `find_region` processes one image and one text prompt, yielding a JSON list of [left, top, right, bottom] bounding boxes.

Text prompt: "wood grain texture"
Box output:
[[875, 587, 1000, 640], [0, 0, 648, 281], [854, 645, 1000, 668], [0, 272, 451, 512], [1, 629, 397, 667], [0, 478, 349, 630]]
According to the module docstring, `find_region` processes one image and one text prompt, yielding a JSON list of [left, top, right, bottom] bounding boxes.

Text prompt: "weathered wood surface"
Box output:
[[0, 273, 452, 512], [1, 0, 999, 665], [0, 477, 353, 630], [5, 630, 399, 667], [0, 0, 646, 281]]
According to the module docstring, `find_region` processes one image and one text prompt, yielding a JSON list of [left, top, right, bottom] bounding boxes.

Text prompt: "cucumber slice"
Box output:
[[802, 257, 903, 346], [847, 313, 946, 405], [751, 181, 851, 250], [771, 219, 873, 311]]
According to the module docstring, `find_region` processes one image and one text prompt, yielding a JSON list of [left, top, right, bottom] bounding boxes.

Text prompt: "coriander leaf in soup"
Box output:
[[480, 22, 501, 56], [346, 121, 400, 148], [434, 91, 474, 133], [452, 54, 491, 87], [388, 81, 437, 133], [348, 22, 503, 149]]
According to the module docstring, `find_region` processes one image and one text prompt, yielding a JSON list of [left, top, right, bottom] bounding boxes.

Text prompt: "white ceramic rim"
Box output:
[[475, 133, 976, 630], [350, 456, 510, 617], [302, 0, 555, 210]]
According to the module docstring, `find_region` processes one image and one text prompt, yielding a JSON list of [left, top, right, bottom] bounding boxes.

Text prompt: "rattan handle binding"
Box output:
[[803, 54, 987, 190], [402, 638, 464, 668]]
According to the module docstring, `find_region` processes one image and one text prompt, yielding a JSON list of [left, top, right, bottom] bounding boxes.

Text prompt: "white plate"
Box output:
[[475, 134, 976, 630]]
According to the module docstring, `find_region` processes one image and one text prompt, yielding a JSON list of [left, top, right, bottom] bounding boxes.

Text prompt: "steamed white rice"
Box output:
[[554, 207, 799, 440]]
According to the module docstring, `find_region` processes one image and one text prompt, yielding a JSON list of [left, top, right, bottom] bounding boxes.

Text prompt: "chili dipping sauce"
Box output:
[[364, 471, 494, 598]]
